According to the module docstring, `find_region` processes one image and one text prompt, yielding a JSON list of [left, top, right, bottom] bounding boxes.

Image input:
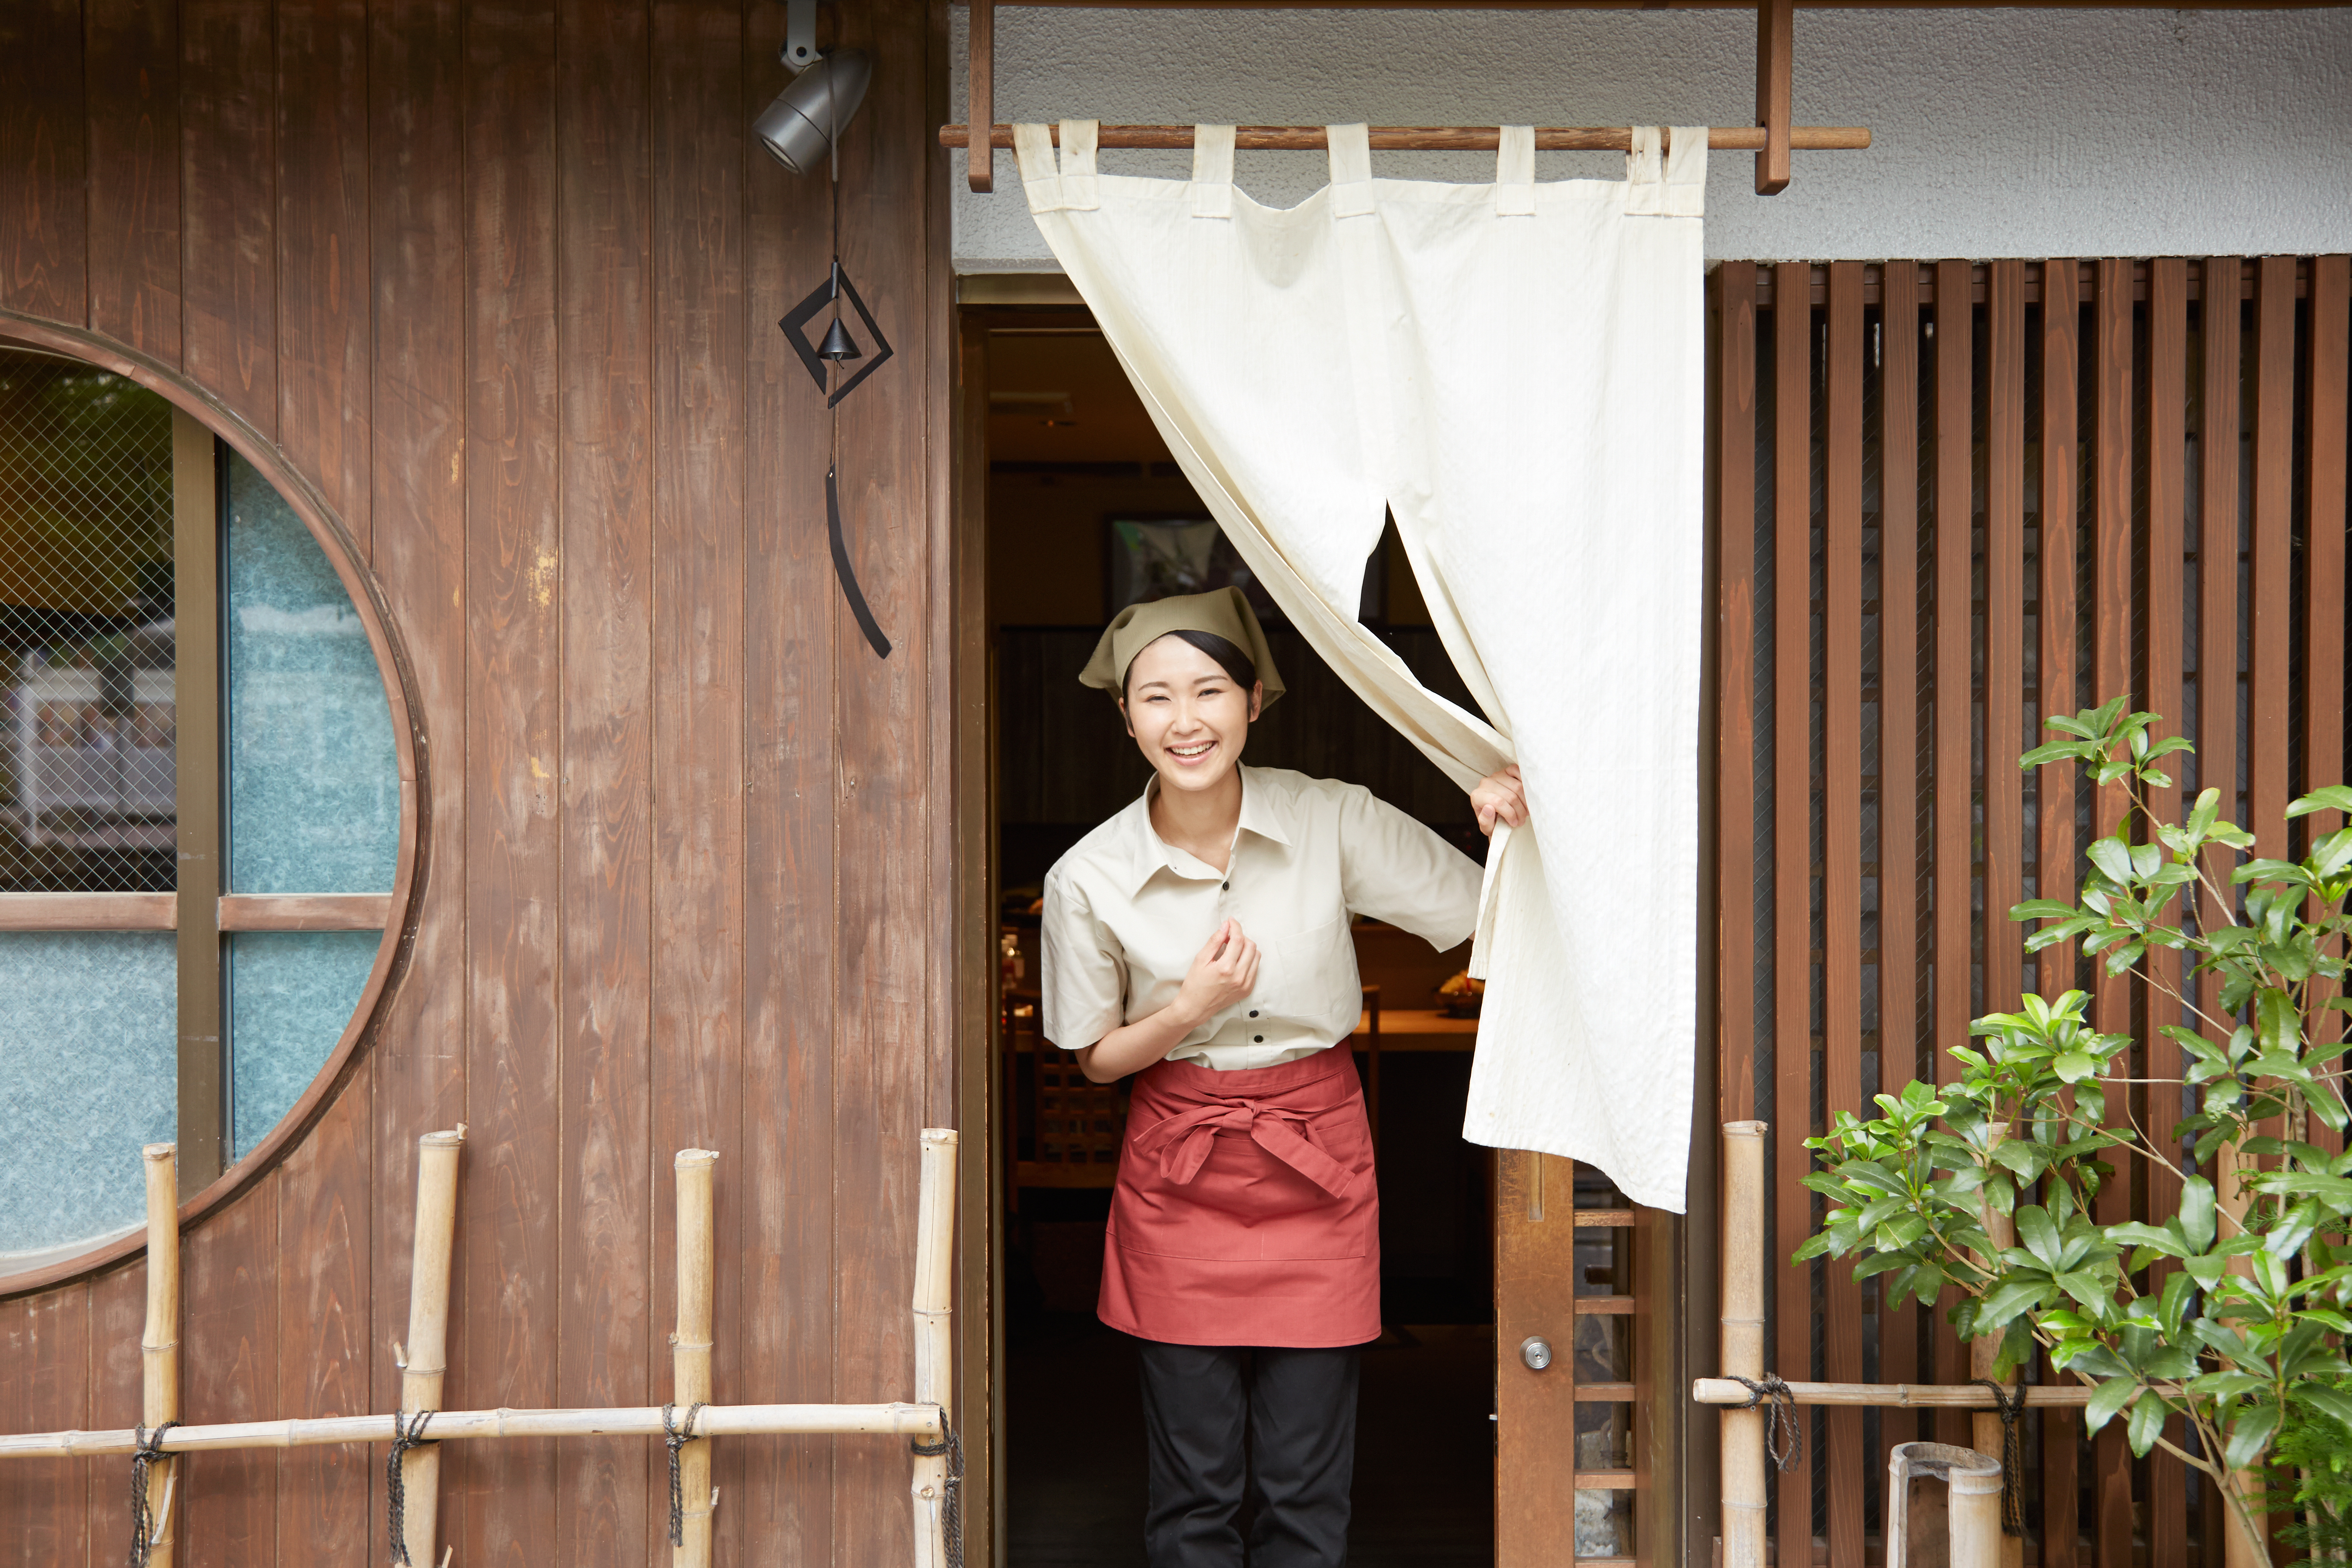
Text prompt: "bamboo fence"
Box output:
[[0, 1130, 962, 1568]]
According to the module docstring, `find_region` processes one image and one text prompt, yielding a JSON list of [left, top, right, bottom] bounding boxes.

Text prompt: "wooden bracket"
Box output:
[[967, 0, 994, 192], [1755, 0, 1792, 195]]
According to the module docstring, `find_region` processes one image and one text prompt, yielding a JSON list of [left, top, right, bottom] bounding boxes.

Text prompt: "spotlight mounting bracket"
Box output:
[[783, 0, 819, 73], [780, 262, 894, 407]]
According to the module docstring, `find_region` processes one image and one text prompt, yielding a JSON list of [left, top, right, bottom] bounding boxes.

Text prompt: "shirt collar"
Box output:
[[1119, 766, 1294, 894]]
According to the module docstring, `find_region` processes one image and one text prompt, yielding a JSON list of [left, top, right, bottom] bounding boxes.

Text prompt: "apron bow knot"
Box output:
[[1133, 1095, 1359, 1198]]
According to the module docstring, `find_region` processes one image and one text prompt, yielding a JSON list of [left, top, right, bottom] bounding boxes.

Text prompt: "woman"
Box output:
[[1040, 586, 1525, 1568]]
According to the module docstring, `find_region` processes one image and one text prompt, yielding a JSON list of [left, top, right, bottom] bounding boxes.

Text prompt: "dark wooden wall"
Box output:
[[0, 2, 964, 1564]]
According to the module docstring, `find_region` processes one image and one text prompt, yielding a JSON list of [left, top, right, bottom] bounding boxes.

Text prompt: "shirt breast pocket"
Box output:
[[1253, 916, 1359, 1041]]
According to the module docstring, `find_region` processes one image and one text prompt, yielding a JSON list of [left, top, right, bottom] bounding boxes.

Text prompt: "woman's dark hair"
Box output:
[[1121, 629, 1258, 699]]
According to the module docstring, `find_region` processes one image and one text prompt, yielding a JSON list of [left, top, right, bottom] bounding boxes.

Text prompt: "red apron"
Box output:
[[1098, 1047, 1381, 1348]]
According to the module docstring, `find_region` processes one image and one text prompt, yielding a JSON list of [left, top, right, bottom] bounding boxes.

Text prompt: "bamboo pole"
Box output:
[[2216, 1142, 2268, 1568], [140, 1144, 179, 1568], [1970, 1126, 2023, 1568], [1695, 1379, 2092, 1408], [395, 1127, 464, 1568], [1887, 1442, 2003, 1568], [1720, 1122, 1768, 1568], [0, 1402, 943, 1461], [673, 1150, 718, 1568], [936, 122, 1872, 152], [912, 1129, 959, 1568]]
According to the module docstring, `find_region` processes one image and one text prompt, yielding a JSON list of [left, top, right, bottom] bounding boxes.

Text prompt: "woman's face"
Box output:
[[1120, 634, 1263, 798]]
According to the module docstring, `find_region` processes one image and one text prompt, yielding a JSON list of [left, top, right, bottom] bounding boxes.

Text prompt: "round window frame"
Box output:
[[0, 314, 425, 1298]]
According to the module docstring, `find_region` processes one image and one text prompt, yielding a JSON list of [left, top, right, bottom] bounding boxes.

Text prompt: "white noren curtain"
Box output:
[[1015, 121, 1707, 1211]]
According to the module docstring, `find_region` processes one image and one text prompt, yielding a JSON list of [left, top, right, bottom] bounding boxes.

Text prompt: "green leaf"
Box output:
[[1977, 1280, 2049, 1329], [2296, 1386, 2352, 1429], [2087, 837, 2137, 885], [2179, 1176, 2217, 1251], [2127, 1390, 2167, 1456], [2084, 1376, 2139, 1433], [2288, 784, 2352, 819], [2015, 1205, 2063, 1267], [2224, 1402, 2281, 1471]]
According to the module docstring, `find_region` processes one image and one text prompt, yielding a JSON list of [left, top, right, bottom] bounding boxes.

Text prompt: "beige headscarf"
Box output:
[[1078, 586, 1286, 707]]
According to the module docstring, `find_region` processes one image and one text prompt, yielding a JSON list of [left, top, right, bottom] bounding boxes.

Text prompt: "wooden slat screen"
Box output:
[[1712, 256, 2352, 1568]]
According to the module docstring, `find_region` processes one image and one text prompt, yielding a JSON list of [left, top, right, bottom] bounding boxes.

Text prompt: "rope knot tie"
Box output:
[[386, 1409, 439, 1566], [128, 1421, 179, 1568], [1973, 1379, 2027, 1537], [663, 1401, 708, 1548], [1727, 1374, 1803, 1472], [911, 1416, 966, 1568]]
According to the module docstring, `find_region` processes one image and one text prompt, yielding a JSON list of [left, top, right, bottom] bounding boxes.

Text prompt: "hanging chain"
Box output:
[[128, 1421, 179, 1568], [1728, 1374, 1804, 1472], [1972, 1379, 2028, 1537], [662, 1401, 707, 1548], [385, 1409, 439, 1566], [911, 1416, 966, 1568]]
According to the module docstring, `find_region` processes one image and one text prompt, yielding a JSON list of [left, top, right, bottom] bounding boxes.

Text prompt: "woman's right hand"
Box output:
[[1173, 919, 1259, 1026]]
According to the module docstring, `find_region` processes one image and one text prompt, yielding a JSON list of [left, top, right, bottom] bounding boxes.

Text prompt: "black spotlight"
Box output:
[[753, 47, 872, 175]]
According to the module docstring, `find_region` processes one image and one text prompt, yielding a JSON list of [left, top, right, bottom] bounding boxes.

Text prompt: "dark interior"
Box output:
[[983, 307, 1503, 1565]]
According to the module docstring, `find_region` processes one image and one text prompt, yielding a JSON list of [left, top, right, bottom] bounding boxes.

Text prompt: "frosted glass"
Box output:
[[229, 930, 380, 1157], [0, 932, 175, 1256], [225, 454, 398, 893]]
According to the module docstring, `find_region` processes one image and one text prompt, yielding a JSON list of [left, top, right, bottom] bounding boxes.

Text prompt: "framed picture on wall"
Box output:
[[1103, 515, 1386, 624]]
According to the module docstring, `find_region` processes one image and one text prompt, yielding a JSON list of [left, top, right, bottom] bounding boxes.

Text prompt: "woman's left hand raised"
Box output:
[[1471, 764, 1526, 835]]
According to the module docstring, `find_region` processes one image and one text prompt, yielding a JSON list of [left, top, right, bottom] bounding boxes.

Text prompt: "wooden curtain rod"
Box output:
[[1694, 1376, 2092, 1408], [939, 123, 1870, 153]]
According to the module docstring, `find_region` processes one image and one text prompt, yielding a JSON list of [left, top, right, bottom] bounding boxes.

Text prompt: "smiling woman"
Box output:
[[0, 345, 406, 1279]]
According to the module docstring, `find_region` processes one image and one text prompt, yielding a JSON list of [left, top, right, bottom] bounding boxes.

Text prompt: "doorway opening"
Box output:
[[968, 293, 1647, 1567]]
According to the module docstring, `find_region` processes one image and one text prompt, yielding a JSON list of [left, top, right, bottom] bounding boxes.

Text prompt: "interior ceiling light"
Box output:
[[753, 0, 871, 178]]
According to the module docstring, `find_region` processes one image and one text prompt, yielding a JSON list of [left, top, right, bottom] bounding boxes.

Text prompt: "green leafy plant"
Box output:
[[1797, 697, 2352, 1568]]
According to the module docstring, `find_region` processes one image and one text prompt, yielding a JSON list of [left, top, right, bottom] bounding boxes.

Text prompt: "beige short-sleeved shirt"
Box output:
[[1041, 765, 1484, 1071]]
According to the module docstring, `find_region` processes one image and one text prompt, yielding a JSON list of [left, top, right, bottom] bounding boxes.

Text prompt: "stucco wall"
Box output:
[[949, 5, 2352, 270]]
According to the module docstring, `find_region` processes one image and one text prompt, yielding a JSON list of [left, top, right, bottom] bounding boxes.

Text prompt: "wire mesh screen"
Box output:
[[1715, 258, 2350, 1568], [0, 348, 176, 892]]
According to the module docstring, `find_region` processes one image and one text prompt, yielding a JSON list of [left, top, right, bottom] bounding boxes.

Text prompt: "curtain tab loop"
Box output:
[[1663, 126, 1709, 217], [1013, 123, 1063, 213], [1327, 124, 1375, 218], [1625, 125, 1665, 214], [1192, 125, 1235, 218], [1495, 126, 1536, 216], [1058, 119, 1101, 210]]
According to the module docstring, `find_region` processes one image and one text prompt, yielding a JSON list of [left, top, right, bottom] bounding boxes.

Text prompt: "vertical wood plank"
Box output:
[[180, 0, 276, 435], [88, 1261, 146, 1564], [0, 1285, 91, 1568], [1770, 261, 1814, 1568], [831, 2, 936, 1559], [276, 0, 374, 555], [1496, 1153, 1584, 1560], [2249, 257, 2297, 861], [555, 0, 656, 1560], [1718, 261, 1759, 1127], [2196, 258, 2243, 1124], [276, 1087, 374, 1568], [2144, 254, 2191, 1568], [84, 0, 182, 361], [1984, 261, 2024, 1013], [1821, 259, 1866, 1568], [1877, 261, 1924, 1470], [366, 0, 471, 1510], [0, 0, 89, 324], [2037, 256, 2082, 1568], [183, 1179, 280, 1568], [462, 0, 565, 1560], [1930, 257, 1972, 1448], [2090, 255, 2136, 1568], [742, 0, 838, 1553], [651, 1, 748, 1561], [2305, 255, 2351, 1164]]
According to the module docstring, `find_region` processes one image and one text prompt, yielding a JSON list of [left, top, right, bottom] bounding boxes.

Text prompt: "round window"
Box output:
[[0, 345, 405, 1277]]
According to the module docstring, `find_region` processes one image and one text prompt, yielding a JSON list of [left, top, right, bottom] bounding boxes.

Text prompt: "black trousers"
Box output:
[[1135, 1339, 1360, 1568]]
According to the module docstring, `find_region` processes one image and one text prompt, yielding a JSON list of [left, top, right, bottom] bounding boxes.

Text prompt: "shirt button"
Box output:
[[1254, 1035, 1264, 1043], [1248, 1010, 1258, 1017], [1221, 881, 1229, 890]]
